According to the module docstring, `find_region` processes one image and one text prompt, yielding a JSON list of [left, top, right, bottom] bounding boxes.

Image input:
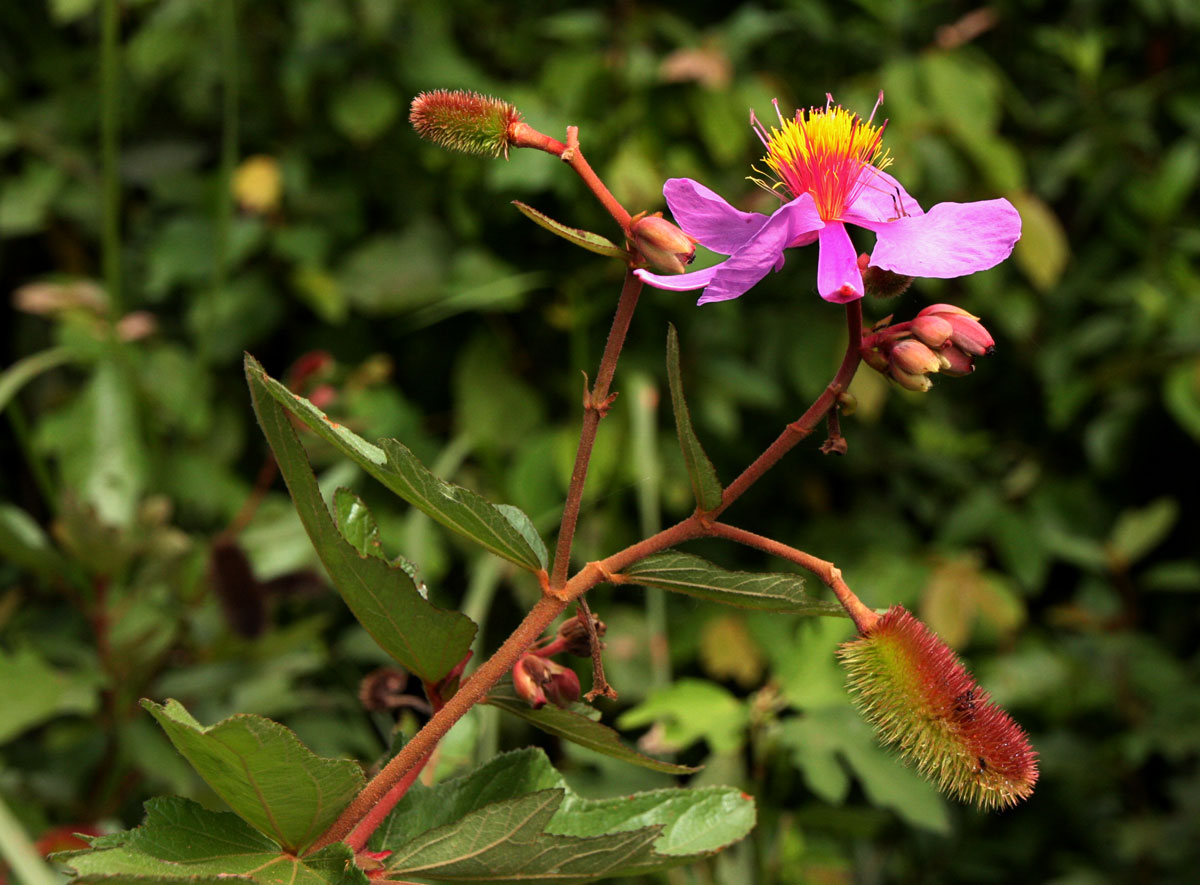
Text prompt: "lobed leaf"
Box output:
[[247, 360, 476, 681], [246, 355, 547, 573], [619, 550, 846, 615], [374, 748, 754, 882], [485, 682, 697, 775], [142, 700, 364, 853], [665, 325, 723, 511], [56, 796, 364, 885]]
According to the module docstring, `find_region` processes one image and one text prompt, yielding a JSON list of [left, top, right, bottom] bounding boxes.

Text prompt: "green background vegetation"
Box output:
[[3, 0, 1199, 882]]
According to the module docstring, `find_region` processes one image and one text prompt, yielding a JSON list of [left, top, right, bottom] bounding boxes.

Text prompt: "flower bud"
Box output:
[[839, 605, 1038, 810], [630, 213, 696, 275], [409, 90, 522, 159], [918, 303, 995, 356], [512, 655, 549, 709], [889, 364, 934, 392], [938, 343, 975, 377], [544, 661, 581, 707], [890, 339, 943, 376], [909, 314, 953, 349]]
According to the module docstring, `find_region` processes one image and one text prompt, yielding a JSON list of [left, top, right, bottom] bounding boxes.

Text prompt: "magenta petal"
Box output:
[[663, 178, 769, 256], [863, 199, 1022, 278], [696, 196, 823, 304], [816, 222, 864, 302], [846, 167, 924, 224], [635, 263, 722, 292]]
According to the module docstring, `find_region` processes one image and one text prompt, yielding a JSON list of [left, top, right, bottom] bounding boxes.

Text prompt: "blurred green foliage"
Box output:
[[3, 0, 1200, 882]]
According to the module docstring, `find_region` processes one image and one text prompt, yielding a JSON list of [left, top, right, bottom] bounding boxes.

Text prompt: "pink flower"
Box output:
[[635, 94, 1022, 305]]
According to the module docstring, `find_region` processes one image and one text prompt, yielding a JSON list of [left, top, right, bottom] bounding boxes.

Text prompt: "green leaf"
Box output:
[[777, 708, 951, 834], [56, 797, 365, 885], [330, 80, 400, 143], [0, 647, 101, 745], [332, 488, 387, 560], [485, 682, 697, 775], [0, 346, 76, 416], [511, 201, 628, 259], [1109, 497, 1179, 566], [616, 679, 749, 755], [665, 325, 723, 511], [1010, 192, 1069, 292], [0, 503, 74, 585], [374, 748, 754, 882], [619, 550, 845, 615], [80, 358, 147, 528], [246, 365, 477, 681], [142, 699, 365, 853], [246, 355, 547, 573]]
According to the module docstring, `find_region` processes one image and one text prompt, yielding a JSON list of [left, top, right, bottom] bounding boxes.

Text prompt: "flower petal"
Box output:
[[634, 263, 722, 292], [662, 178, 771, 256], [695, 195, 824, 304], [861, 199, 1022, 279], [845, 167, 924, 224], [817, 222, 864, 302]]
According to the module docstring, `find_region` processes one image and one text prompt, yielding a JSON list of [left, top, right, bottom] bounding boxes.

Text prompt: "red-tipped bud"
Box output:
[[513, 655, 549, 709], [909, 314, 954, 349], [863, 263, 915, 299], [630, 213, 696, 275], [918, 303, 995, 356], [938, 343, 976, 377], [890, 339, 943, 376], [409, 90, 522, 159], [838, 605, 1038, 811]]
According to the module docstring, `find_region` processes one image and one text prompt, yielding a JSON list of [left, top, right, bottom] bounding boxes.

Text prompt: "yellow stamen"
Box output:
[[751, 97, 891, 221]]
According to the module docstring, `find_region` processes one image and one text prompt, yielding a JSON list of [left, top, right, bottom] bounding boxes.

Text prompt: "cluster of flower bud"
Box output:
[[512, 653, 581, 710], [860, 303, 996, 392]]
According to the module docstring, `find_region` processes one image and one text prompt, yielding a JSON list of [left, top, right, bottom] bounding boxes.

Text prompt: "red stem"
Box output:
[[706, 523, 879, 633], [550, 270, 643, 589], [509, 122, 632, 232], [312, 272, 869, 856], [711, 300, 863, 518]]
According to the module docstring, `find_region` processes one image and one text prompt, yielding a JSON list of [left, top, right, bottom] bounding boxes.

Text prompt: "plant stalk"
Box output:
[[550, 269, 643, 588]]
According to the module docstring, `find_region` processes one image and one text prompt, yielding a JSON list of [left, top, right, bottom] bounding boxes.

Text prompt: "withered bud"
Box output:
[[862, 264, 915, 299], [409, 90, 522, 159], [557, 612, 607, 657], [630, 212, 696, 275], [839, 605, 1038, 811], [513, 655, 549, 709], [358, 667, 410, 712], [545, 662, 581, 707]]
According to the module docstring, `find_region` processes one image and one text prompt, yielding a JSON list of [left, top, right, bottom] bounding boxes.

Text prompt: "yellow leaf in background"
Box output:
[[699, 614, 765, 688], [920, 554, 1025, 649], [1010, 191, 1069, 292], [233, 154, 283, 214]]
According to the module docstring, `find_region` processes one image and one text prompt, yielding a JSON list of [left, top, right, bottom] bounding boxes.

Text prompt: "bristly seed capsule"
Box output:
[[409, 89, 522, 159]]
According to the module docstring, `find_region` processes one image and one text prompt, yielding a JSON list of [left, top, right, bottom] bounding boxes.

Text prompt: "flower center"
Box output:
[[751, 94, 892, 221]]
